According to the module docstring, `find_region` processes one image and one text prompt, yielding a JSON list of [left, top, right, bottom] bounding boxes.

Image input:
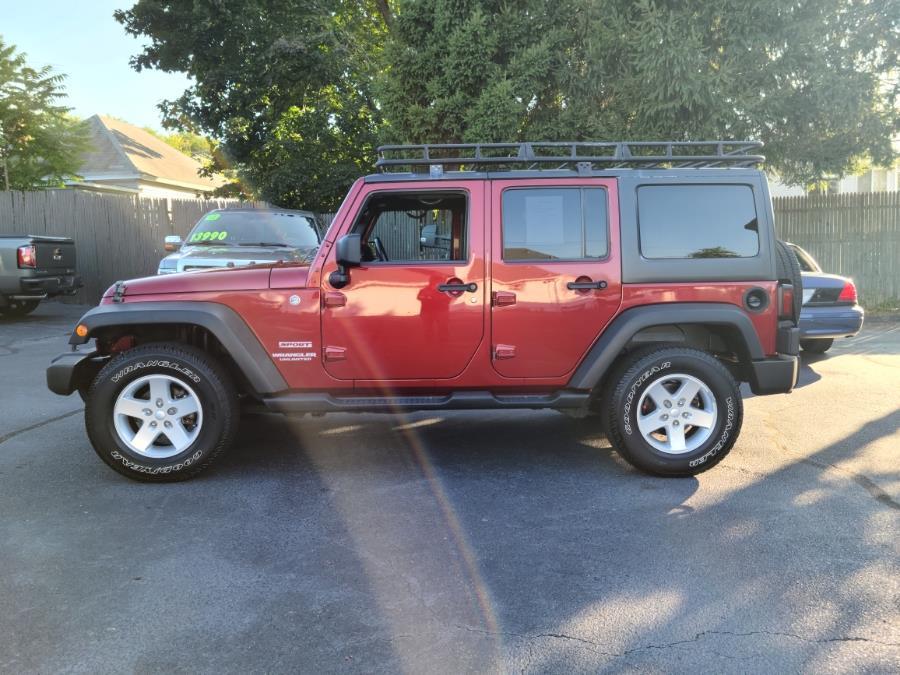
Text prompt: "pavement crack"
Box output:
[[0, 408, 82, 447], [627, 630, 900, 653], [451, 625, 900, 661]]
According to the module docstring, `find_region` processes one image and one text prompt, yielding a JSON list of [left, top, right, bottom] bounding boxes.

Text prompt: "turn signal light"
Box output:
[[75, 324, 89, 338], [17, 245, 36, 268], [777, 283, 795, 320], [837, 280, 857, 304]]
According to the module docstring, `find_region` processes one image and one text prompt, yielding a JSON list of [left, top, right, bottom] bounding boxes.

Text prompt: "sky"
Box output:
[[1, 0, 192, 131]]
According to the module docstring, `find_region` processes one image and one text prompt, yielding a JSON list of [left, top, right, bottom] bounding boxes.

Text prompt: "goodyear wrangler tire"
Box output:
[[84, 343, 238, 482], [605, 346, 743, 476]]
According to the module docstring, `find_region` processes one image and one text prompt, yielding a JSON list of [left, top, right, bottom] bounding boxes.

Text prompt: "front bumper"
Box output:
[[46, 350, 104, 396], [20, 274, 83, 298], [799, 304, 864, 340]]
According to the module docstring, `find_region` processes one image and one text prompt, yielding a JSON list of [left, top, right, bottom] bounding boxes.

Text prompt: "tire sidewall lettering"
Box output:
[[110, 448, 204, 475], [689, 395, 735, 467], [110, 360, 202, 385], [623, 361, 671, 436]]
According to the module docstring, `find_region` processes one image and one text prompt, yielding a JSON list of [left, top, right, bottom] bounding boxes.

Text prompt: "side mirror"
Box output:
[[164, 235, 183, 252], [330, 234, 362, 289], [335, 234, 362, 268]]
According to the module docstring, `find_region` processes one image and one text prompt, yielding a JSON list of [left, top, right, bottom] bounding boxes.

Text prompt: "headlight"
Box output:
[[157, 258, 178, 275]]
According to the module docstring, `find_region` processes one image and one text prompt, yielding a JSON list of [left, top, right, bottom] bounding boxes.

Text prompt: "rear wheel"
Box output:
[[0, 299, 40, 317], [605, 346, 743, 476], [801, 338, 833, 354], [85, 343, 239, 481]]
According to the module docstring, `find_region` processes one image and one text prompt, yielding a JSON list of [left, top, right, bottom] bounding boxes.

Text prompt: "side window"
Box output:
[[352, 191, 468, 263], [502, 187, 608, 261], [638, 185, 759, 259]]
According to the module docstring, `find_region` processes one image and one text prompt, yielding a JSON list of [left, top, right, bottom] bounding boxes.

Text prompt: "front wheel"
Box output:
[[85, 343, 239, 481], [801, 338, 833, 354], [605, 347, 743, 476]]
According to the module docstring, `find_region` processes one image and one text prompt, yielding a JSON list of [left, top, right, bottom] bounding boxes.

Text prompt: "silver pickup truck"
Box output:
[[0, 235, 81, 317]]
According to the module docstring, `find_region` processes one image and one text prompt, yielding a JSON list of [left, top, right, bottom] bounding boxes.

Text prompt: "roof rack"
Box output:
[[376, 141, 764, 173]]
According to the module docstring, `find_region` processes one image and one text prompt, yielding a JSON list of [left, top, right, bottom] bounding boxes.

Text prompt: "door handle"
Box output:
[[323, 291, 347, 308], [437, 282, 478, 293], [567, 280, 608, 291]]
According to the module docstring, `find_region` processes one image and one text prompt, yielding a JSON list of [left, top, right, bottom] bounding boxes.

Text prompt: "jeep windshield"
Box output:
[[185, 211, 321, 250]]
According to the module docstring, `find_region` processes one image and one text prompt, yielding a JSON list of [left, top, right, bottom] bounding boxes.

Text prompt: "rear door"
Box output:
[[489, 178, 622, 378]]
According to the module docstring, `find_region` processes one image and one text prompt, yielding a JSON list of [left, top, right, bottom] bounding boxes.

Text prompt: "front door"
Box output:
[[490, 178, 622, 378], [321, 183, 485, 381]]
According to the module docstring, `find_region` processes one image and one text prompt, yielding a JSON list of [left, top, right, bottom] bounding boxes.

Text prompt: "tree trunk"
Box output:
[[373, 0, 392, 30], [2, 157, 8, 191]]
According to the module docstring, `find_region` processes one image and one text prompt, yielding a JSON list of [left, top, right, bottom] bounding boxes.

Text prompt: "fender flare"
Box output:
[[68, 301, 288, 395], [567, 303, 764, 390]]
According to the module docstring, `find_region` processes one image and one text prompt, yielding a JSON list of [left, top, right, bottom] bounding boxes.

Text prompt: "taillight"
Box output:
[[17, 245, 36, 268], [837, 280, 857, 304], [778, 283, 795, 320]]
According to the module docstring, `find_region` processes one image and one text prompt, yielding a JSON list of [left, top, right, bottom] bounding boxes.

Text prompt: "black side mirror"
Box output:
[[329, 234, 362, 288]]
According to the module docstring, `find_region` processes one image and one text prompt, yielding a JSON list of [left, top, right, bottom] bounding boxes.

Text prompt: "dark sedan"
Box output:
[[788, 243, 864, 353]]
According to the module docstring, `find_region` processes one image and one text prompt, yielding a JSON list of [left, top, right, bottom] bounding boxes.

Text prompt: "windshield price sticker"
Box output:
[[190, 231, 228, 242]]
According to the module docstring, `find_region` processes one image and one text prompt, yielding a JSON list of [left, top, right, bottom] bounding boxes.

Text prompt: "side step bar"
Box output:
[[263, 390, 590, 414]]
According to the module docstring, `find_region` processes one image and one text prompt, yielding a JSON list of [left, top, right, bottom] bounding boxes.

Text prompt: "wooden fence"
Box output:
[[2, 189, 897, 308], [0, 190, 263, 303], [772, 192, 900, 307]]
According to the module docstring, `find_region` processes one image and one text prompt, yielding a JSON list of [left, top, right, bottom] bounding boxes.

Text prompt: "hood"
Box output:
[[103, 265, 276, 299]]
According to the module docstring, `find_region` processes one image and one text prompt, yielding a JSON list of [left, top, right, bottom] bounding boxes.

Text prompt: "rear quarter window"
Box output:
[[637, 185, 759, 259]]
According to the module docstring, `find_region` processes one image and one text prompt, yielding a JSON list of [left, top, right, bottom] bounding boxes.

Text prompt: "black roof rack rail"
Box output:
[[375, 141, 764, 173]]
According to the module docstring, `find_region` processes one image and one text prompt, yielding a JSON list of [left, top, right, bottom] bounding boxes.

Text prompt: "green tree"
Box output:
[[0, 37, 88, 190], [381, 0, 899, 184], [116, 0, 390, 211], [144, 127, 215, 162]]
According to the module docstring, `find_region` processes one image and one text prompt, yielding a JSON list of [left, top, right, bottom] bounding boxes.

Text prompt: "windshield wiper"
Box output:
[[237, 242, 290, 247], [187, 240, 224, 246]]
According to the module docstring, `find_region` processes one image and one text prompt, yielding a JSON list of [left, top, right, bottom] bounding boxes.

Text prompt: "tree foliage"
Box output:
[[144, 128, 215, 162], [382, 0, 898, 185], [0, 37, 89, 190], [118, 0, 898, 208], [115, 1, 389, 211]]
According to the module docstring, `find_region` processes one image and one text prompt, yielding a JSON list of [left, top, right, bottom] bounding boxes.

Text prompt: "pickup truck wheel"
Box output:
[[84, 343, 238, 482], [801, 338, 833, 354], [0, 299, 40, 317], [605, 347, 743, 476]]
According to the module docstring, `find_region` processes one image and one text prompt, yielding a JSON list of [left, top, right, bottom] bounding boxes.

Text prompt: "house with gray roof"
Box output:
[[69, 115, 224, 198]]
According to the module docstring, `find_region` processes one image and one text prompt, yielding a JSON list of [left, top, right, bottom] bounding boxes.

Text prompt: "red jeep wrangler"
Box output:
[[47, 141, 801, 481]]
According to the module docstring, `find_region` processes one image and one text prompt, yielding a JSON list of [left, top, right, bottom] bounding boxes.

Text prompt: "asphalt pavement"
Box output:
[[1, 302, 898, 673]]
